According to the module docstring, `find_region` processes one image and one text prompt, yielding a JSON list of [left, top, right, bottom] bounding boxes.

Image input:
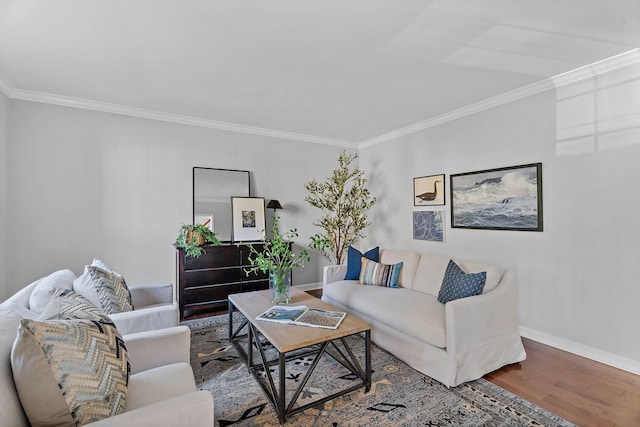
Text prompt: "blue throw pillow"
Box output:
[[344, 246, 379, 280], [437, 260, 486, 303]]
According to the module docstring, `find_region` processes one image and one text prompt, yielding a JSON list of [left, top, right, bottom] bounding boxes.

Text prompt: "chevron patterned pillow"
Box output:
[[73, 263, 133, 315], [39, 288, 111, 322], [11, 318, 130, 426]]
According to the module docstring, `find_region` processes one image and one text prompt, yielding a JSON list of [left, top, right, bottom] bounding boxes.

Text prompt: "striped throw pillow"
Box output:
[[359, 258, 403, 288]]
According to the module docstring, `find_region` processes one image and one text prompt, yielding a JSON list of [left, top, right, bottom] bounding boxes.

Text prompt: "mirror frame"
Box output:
[[192, 167, 250, 242]]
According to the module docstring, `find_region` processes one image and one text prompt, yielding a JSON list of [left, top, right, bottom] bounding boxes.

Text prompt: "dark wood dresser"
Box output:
[[176, 243, 268, 320]]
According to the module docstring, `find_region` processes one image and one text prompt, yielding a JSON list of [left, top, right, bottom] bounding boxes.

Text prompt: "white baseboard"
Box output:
[[519, 326, 640, 376], [294, 282, 323, 292]]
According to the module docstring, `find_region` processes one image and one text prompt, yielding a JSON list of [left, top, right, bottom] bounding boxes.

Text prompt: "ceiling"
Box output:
[[1, 0, 639, 146]]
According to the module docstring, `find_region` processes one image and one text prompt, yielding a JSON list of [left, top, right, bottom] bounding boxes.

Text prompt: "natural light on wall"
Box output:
[[554, 49, 640, 157]]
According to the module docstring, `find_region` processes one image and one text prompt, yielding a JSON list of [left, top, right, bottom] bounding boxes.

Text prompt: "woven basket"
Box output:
[[186, 230, 205, 246]]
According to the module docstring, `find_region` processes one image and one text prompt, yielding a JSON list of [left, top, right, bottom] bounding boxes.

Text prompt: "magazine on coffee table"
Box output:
[[256, 305, 347, 329]]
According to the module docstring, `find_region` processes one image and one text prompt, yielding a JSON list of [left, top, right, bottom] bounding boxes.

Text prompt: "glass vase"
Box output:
[[270, 269, 291, 305]]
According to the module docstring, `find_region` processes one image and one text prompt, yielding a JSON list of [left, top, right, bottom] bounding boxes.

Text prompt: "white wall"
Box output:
[[0, 91, 7, 293], [360, 62, 640, 369], [2, 100, 347, 301]]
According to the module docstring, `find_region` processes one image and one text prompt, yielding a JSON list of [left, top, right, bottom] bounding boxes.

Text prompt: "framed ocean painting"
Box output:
[[450, 163, 543, 231]]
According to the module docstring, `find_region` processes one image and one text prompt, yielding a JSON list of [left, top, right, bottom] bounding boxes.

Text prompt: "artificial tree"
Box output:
[[304, 151, 376, 264]]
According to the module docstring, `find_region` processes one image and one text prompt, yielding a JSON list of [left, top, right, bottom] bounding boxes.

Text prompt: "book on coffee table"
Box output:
[[256, 305, 347, 329]]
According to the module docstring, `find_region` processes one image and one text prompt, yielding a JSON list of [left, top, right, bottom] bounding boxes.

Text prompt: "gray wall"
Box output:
[[359, 62, 640, 369], [2, 100, 347, 300], [0, 91, 7, 292]]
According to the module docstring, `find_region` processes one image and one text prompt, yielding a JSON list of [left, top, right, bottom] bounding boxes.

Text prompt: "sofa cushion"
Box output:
[[39, 288, 111, 322], [344, 246, 379, 280], [411, 253, 452, 297], [73, 262, 133, 314], [359, 258, 403, 288], [437, 260, 486, 303], [28, 269, 77, 314], [454, 259, 505, 293], [324, 280, 446, 348], [11, 318, 130, 426], [379, 249, 420, 288]]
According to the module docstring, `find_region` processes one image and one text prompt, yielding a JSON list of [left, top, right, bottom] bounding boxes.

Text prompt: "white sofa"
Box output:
[[0, 303, 214, 427], [322, 249, 526, 387], [4, 271, 179, 335]]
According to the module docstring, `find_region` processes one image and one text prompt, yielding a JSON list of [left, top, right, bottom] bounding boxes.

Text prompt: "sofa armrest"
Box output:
[[124, 326, 191, 374], [129, 283, 174, 307], [87, 391, 214, 427], [445, 270, 520, 355], [323, 265, 347, 286], [111, 304, 179, 335]]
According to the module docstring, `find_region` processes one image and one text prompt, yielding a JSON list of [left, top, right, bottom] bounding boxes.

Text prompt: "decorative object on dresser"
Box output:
[[231, 196, 266, 242], [175, 223, 221, 258], [266, 199, 283, 213], [193, 167, 250, 242], [176, 242, 270, 319]]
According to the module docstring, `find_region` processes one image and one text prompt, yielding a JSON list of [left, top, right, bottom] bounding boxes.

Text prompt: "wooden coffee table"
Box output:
[[228, 287, 371, 424]]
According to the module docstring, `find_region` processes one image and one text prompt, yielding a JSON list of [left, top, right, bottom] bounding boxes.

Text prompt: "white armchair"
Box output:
[[89, 326, 214, 427], [111, 282, 180, 335]]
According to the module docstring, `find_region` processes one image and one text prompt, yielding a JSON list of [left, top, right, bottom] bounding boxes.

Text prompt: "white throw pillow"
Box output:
[[28, 270, 77, 314]]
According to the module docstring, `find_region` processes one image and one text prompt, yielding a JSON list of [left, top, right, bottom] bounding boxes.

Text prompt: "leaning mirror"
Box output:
[[193, 167, 250, 242]]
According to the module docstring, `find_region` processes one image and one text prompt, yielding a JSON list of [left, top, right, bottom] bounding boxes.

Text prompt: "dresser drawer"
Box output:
[[183, 268, 242, 288], [183, 245, 241, 270], [184, 283, 242, 305]]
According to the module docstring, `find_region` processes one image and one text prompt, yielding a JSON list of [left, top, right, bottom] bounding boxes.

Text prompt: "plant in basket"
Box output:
[[176, 223, 221, 258]]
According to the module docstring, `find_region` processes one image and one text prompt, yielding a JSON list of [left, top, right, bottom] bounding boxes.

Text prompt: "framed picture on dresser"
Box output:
[[231, 197, 266, 241]]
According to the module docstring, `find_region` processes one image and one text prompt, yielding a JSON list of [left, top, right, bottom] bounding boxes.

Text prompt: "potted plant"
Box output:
[[176, 223, 221, 258], [245, 216, 312, 304], [304, 151, 376, 264]]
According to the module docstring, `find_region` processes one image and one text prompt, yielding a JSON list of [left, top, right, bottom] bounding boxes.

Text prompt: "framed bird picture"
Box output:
[[414, 174, 445, 206]]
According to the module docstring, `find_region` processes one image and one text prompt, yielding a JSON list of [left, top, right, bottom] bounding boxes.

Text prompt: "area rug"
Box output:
[[184, 314, 576, 427]]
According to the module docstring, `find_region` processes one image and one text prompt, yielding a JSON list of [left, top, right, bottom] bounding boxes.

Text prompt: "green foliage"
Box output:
[[175, 223, 221, 258], [245, 215, 310, 276], [304, 151, 376, 264]]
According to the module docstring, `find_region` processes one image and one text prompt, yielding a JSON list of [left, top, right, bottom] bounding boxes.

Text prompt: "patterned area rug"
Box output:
[[184, 314, 576, 427]]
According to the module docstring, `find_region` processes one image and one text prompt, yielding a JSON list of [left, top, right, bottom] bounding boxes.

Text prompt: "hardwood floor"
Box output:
[[194, 289, 640, 426]]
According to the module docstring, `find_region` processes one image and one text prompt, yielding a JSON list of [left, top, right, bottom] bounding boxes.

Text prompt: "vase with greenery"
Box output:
[[175, 224, 221, 258], [245, 216, 311, 304], [304, 151, 376, 264]]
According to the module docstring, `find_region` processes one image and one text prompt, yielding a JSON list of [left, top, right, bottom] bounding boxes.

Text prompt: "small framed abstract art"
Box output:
[[414, 174, 445, 206], [450, 163, 543, 231], [231, 197, 266, 241], [413, 211, 445, 242]]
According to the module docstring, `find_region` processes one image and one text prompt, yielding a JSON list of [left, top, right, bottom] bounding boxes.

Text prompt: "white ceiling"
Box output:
[[1, 0, 639, 146]]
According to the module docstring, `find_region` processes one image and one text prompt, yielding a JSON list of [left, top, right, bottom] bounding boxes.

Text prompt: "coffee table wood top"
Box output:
[[229, 287, 371, 353]]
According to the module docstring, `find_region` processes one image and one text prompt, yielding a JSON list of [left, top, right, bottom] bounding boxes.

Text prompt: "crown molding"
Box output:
[[7, 87, 357, 148], [358, 79, 555, 148], [0, 73, 14, 97], [359, 48, 640, 149]]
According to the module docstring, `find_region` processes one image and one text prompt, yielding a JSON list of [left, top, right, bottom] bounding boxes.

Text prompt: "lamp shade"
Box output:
[[266, 199, 283, 210]]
